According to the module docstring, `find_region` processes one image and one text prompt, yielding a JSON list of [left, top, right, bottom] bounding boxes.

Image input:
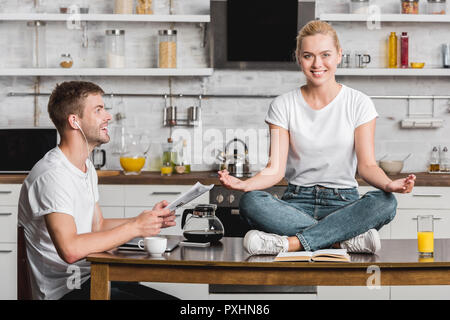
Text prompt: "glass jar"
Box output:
[[427, 0, 446, 14], [136, 0, 153, 14], [158, 29, 177, 68], [114, 0, 134, 14], [59, 53, 73, 68], [350, 0, 370, 14], [401, 0, 419, 14], [27, 21, 47, 68], [105, 29, 125, 68]]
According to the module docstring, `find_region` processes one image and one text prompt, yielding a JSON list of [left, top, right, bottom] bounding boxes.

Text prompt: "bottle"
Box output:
[[182, 139, 191, 173], [388, 32, 398, 68], [400, 32, 409, 68], [430, 146, 440, 172], [440, 146, 449, 172]]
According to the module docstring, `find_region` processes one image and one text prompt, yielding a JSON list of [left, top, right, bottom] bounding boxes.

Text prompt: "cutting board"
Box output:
[[96, 170, 121, 177]]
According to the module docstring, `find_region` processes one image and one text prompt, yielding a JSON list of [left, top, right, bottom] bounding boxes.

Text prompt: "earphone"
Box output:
[[73, 118, 99, 229]]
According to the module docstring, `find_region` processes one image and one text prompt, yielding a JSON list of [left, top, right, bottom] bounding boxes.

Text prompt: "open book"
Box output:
[[167, 181, 214, 211], [274, 249, 350, 262]]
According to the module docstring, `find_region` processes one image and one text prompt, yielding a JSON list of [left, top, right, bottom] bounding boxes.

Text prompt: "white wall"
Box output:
[[1, 0, 449, 173]]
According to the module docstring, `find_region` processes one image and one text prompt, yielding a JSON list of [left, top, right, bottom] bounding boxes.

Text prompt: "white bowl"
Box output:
[[379, 160, 403, 175]]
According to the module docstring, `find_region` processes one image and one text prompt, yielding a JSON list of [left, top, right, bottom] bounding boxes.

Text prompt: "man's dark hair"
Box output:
[[48, 81, 104, 136]]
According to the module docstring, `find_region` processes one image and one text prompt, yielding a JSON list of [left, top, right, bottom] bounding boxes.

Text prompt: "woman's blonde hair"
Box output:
[[295, 20, 341, 64]]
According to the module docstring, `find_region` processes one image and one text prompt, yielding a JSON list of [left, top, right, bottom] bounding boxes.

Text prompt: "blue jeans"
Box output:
[[239, 184, 397, 251]]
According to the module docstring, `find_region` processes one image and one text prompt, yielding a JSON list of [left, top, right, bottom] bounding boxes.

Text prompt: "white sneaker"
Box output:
[[340, 229, 381, 254], [243, 230, 289, 255]]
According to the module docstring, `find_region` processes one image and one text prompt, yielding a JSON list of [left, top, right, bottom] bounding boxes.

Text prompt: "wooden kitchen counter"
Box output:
[[1, 171, 450, 186], [87, 237, 450, 299]]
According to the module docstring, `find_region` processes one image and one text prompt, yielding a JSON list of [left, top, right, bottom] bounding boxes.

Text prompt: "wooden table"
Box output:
[[87, 237, 450, 300]]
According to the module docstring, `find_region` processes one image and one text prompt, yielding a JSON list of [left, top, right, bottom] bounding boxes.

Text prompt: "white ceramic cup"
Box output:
[[138, 237, 167, 256]]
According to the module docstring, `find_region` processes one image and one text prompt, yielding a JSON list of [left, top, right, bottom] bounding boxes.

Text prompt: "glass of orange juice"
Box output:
[[120, 156, 146, 175], [417, 215, 434, 257]]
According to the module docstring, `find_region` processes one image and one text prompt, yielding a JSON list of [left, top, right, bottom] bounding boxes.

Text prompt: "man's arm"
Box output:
[[45, 201, 175, 264]]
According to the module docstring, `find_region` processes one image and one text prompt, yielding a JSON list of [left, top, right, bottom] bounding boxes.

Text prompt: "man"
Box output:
[[18, 81, 177, 300]]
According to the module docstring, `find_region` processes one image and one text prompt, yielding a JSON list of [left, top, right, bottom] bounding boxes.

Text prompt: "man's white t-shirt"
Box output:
[[265, 84, 378, 188], [18, 146, 99, 300]]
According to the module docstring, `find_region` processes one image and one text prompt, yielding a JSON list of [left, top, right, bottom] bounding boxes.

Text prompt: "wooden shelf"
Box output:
[[0, 13, 210, 23], [320, 13, 450, 23], [0, 68, 214, 77], [336, 68, 450, 76]]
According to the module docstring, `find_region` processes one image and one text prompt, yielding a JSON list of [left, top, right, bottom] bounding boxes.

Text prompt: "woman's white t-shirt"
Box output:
[[265, 84, 378, 188]]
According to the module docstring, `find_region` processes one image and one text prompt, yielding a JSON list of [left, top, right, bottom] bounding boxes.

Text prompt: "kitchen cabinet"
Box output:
[[358, 185, 450, 300], [0, 184, 20, 299], [358, 186, 450, 239]]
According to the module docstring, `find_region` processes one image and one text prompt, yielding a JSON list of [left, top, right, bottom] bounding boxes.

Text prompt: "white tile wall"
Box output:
[[0, 0, 449, 172]]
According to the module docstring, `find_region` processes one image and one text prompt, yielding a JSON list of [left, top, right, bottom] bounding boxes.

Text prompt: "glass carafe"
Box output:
[[119, 131, 150, 175], [181, 204, 224, 243]]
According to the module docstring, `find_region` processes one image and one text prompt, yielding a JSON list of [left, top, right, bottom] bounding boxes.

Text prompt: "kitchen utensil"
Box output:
[[350, 0, 371, 14], [355, 52, 371, 68], [442, 44, 450, 68], [403, 153, 412, 161], [115, 0, 134, 14], [59, 53, 73, 68], [181, 204, 224, 243], [401, 0, 419, 14], [105, 29, 125, 68], [164, 106, 177, 126], [26, 21, 47, 68], [138, 237, 167, 256], [410, 62, 425, 68], [224, 138, 250, 177], [379, 160, 404, 175], [376, 154, 388, 166], [92, 148, 106, 170], [339, 51, 351, 68], [427, 0, 446, 14], [158, 29, 177, 68], [119, 131, 150, 175]]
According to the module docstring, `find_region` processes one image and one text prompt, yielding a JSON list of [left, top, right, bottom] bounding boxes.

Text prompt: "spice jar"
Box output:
[[114, 0, 134, 14], [136, 0, 153, 14], [105, 29, 126, 68], [59, 54, 73, 68], [427, 0, 446, 14], [350, 0, 371, 14], [401, 0, 419, 14], [158, 29, 177, 68]]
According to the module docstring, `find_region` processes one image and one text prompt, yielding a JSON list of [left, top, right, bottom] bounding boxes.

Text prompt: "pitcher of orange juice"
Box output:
[[119, 131, 150, 175]]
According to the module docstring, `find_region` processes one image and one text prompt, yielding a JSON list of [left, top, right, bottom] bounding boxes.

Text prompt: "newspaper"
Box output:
[[167, 182, 214, 211]]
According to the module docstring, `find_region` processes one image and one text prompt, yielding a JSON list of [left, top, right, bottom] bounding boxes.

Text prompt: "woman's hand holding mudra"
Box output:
[[218, 169, 249, 192], [384, 174, 416, 193]]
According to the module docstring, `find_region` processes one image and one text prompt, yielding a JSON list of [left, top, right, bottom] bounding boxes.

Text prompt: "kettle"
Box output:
[[181, 204, 224, 243]]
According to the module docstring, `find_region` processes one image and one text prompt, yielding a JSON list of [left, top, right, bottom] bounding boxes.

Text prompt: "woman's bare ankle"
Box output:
[[287, 236, 303, 251]]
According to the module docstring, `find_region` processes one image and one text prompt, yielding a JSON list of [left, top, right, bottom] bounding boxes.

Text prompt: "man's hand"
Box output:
[[134, 200, 176, 238]]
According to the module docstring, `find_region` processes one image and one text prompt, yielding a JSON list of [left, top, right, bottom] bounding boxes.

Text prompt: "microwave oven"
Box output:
[[0, 128, 58, 173]]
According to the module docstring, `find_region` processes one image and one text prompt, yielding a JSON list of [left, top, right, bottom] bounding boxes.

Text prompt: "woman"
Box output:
[[218, 21, 416, 255]]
